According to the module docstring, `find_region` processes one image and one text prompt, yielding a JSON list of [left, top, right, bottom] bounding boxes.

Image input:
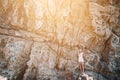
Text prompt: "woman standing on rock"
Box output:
[[78, 48, 85, 74]]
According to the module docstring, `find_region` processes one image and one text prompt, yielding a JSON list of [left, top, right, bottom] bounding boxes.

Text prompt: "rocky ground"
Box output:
[[0, 0, 120, 80]]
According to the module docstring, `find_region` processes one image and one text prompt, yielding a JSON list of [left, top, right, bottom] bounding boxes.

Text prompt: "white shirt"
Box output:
[[78, 52, 84, 62]]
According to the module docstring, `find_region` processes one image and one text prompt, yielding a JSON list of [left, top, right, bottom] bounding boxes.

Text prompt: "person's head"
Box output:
[[79, 49, 82, 52], [79, 48, 83, 52]]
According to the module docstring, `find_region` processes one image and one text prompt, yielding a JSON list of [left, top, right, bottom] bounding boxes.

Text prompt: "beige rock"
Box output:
[[0, 75, 7, 80], [0, 0, 120, 80]]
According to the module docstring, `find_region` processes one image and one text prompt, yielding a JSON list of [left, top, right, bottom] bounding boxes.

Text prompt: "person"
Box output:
[[78, 48, 85, 74]]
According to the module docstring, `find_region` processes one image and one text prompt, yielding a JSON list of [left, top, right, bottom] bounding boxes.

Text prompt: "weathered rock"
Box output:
[[78, 73, 93, 80], [0, 0, 120, 80], [0, 75, 7, 80], [0, 35, 33, 80]]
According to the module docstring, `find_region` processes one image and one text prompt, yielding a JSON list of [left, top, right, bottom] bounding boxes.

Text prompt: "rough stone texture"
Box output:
[[0, 0, 120, 80], [0, 35, 33, 80], [0, 75, 7, 80], [78, 73, 93, 80]]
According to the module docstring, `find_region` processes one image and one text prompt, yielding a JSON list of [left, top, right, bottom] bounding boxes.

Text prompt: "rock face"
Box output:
[[78, 73, 93, 80], [0, 0, 120, 80], [0, 75, 7, 80]]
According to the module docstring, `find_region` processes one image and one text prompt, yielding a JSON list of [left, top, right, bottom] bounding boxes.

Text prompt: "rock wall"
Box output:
[[0, 0, 120, 80]]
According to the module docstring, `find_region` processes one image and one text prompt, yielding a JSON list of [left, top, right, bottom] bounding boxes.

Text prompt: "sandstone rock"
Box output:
[[78, 73, 93, 80], [23, 42, 57, 79], [0, 35, 33, 80], [0, 0, 120, 80], [0, 75, 7, 80]]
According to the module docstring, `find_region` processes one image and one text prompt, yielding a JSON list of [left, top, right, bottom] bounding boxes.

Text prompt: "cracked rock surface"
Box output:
[[0, 0, 120, 80]]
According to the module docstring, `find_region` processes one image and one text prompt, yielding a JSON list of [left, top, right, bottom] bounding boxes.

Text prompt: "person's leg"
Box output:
[[80, 62, 84, 74], [82, 62, 84, 73], [79, 62, 82, 73]]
